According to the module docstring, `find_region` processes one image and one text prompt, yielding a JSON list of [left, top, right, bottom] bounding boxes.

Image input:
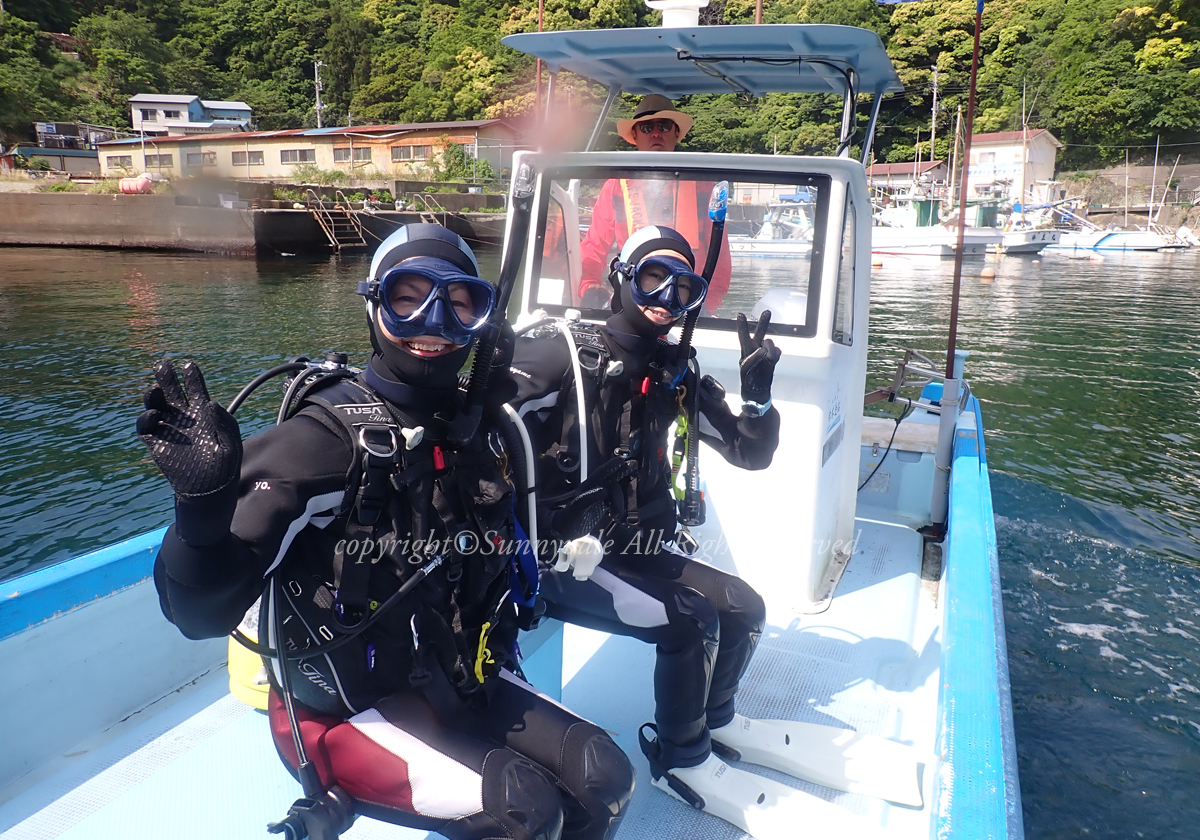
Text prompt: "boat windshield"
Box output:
[[531, 166, 831, 336]]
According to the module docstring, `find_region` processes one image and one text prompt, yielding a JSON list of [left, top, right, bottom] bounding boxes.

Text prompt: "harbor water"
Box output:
[[2, 245, 1199, 837]]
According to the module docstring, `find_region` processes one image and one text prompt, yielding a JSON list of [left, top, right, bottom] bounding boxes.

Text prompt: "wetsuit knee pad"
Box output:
[[722, 577, 766, 635], [459, 750, 564, 840], [560, 722, 635, 827], [667, 587, 720, 648]]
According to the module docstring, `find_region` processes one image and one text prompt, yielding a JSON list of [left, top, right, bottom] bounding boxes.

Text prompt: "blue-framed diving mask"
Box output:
[[357, 257, 497, 346], [619, 254, 709, 318]]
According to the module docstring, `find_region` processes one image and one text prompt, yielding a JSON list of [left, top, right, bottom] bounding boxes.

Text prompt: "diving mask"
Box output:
[[357, 256, 496, 346], [620, 254, 708, 318]]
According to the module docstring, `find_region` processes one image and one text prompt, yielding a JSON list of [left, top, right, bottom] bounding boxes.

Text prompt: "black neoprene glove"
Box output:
[[736, 311, 782, 407], [136, 358, 242, 544]]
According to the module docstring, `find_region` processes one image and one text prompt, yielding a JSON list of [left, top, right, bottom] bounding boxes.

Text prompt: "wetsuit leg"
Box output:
[[635, 543, 767, 730], [268, 690, 565, 840], [473, 670, 635, 840], [537, 542, 720, 765]]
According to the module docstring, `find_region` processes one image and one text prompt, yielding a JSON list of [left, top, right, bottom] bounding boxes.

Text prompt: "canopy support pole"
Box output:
[[585, 86, 621, 151], [837, 69, 859, 158], [544, 73, 557, 125], [860, 94, 882, 164]]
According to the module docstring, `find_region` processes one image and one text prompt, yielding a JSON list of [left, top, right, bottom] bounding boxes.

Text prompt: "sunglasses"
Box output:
[[636, 119, 679, 135], [623, 255, 708, 316]]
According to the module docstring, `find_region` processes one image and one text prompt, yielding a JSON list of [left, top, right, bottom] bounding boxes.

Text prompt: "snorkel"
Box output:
[[676, 181, 728, 368], [675, 181, 727, 530], [448, 161, 536, 446]]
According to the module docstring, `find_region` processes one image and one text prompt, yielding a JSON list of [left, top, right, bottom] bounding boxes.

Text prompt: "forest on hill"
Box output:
[[3, 0, 1199, 168]]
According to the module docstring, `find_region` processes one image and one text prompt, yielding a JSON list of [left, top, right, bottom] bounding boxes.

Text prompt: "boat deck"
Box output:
[[0, 510, 941, 840]]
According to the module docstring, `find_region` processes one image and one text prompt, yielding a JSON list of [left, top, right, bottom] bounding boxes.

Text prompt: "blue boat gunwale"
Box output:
[[0, 526, 168, 643], [935, 399, 1025, 840]]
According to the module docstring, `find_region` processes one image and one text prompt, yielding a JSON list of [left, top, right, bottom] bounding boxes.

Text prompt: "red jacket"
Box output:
[[579, 178, 732, 313]]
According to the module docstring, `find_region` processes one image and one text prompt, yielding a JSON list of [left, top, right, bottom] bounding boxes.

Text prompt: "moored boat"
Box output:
[[728, 194, 815, 258], [871, 196, 1002, 258]]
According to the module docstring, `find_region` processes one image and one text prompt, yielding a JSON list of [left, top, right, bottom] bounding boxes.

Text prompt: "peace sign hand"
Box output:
[[735, 311, 781, 406], [136, 359, 242, 498]]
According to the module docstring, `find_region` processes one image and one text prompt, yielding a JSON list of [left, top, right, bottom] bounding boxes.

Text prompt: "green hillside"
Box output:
[[3, 0, 1197, 168]]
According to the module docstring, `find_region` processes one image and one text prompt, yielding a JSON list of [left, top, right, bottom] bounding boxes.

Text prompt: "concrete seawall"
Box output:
[[0, 193, 505, 255], [0, 193, 257, 254]]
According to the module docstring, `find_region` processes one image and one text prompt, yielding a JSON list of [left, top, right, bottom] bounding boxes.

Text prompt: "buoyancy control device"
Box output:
[[519, 319, 705, 549]]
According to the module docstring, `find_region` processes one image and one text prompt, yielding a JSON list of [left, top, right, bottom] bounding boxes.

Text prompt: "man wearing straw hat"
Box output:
[[577, 94, 732, 311]]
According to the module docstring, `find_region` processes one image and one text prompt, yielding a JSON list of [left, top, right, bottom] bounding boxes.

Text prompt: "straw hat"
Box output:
[[616, 95, 694, 145]]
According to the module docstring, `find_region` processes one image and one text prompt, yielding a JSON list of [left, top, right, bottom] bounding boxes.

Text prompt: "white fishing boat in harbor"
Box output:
[[0, 16, 1020, 840], [727, 194, 815, 258], [998, 225, 1060, 255], [1041, 203, 1185, 253], [871, 195, 1002, 257]]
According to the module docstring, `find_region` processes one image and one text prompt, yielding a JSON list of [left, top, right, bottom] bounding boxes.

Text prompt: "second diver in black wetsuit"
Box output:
[[138, 224, 634, 840], [511, 225, 834, 836]]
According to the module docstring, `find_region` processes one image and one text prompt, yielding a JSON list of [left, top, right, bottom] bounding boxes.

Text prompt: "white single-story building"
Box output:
[[97, 120, 521, 180]]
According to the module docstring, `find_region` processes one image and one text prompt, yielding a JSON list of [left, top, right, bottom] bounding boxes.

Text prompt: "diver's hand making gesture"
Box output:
[[137, 359, 242, 499], [736, 311, 781, 410]]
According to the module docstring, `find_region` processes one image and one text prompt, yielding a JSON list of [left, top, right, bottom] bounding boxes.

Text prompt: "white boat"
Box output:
[[728, 195, 814, 258], [998, 227, 1060, 254], [1047, 228, 1172, 252], [871, 197, 1002, 257], [0, 18, 1021, 840]]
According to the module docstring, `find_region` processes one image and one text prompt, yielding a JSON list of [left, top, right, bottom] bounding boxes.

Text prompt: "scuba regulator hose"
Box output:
[[448, 160, 537, 447], [225, 352, 364, 840]]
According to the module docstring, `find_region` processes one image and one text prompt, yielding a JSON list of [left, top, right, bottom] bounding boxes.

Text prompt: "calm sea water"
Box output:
[[2, 244, 1199, 837]]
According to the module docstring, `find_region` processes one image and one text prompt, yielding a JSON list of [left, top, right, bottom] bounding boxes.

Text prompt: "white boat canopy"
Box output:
[[502, 24, 902, 97], [502, 24, 903, 160]]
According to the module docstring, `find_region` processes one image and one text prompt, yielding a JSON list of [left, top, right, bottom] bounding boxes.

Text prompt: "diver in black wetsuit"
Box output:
[[508, 225, 786, 815], [137, 224, 633, 840]]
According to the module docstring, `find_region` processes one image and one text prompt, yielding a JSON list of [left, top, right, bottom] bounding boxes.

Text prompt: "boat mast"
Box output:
[[1148, 134, 1159, 228], [945, 1, 984, 380], [947, 105, 961, 213]]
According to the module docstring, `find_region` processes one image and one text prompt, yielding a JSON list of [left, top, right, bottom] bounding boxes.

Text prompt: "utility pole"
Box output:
[[314, 60, 325, 129], [755, 0, 763, 24]]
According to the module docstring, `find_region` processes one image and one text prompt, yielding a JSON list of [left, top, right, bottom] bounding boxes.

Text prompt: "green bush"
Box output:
[[36, 181, 79, 192], [292, 164, 348, 186], [86, 179, 122, 194]]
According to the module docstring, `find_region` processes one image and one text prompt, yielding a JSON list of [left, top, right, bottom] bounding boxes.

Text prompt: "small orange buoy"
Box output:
[[980, 267, 997, 278]]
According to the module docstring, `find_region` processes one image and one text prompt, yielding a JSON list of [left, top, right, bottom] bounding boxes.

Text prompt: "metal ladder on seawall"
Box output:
[[305, 188, 369, 251], [408, 191, 448, 225]]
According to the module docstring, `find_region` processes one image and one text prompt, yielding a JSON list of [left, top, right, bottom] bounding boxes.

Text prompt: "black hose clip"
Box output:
[[266, 786, 356, 840]]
